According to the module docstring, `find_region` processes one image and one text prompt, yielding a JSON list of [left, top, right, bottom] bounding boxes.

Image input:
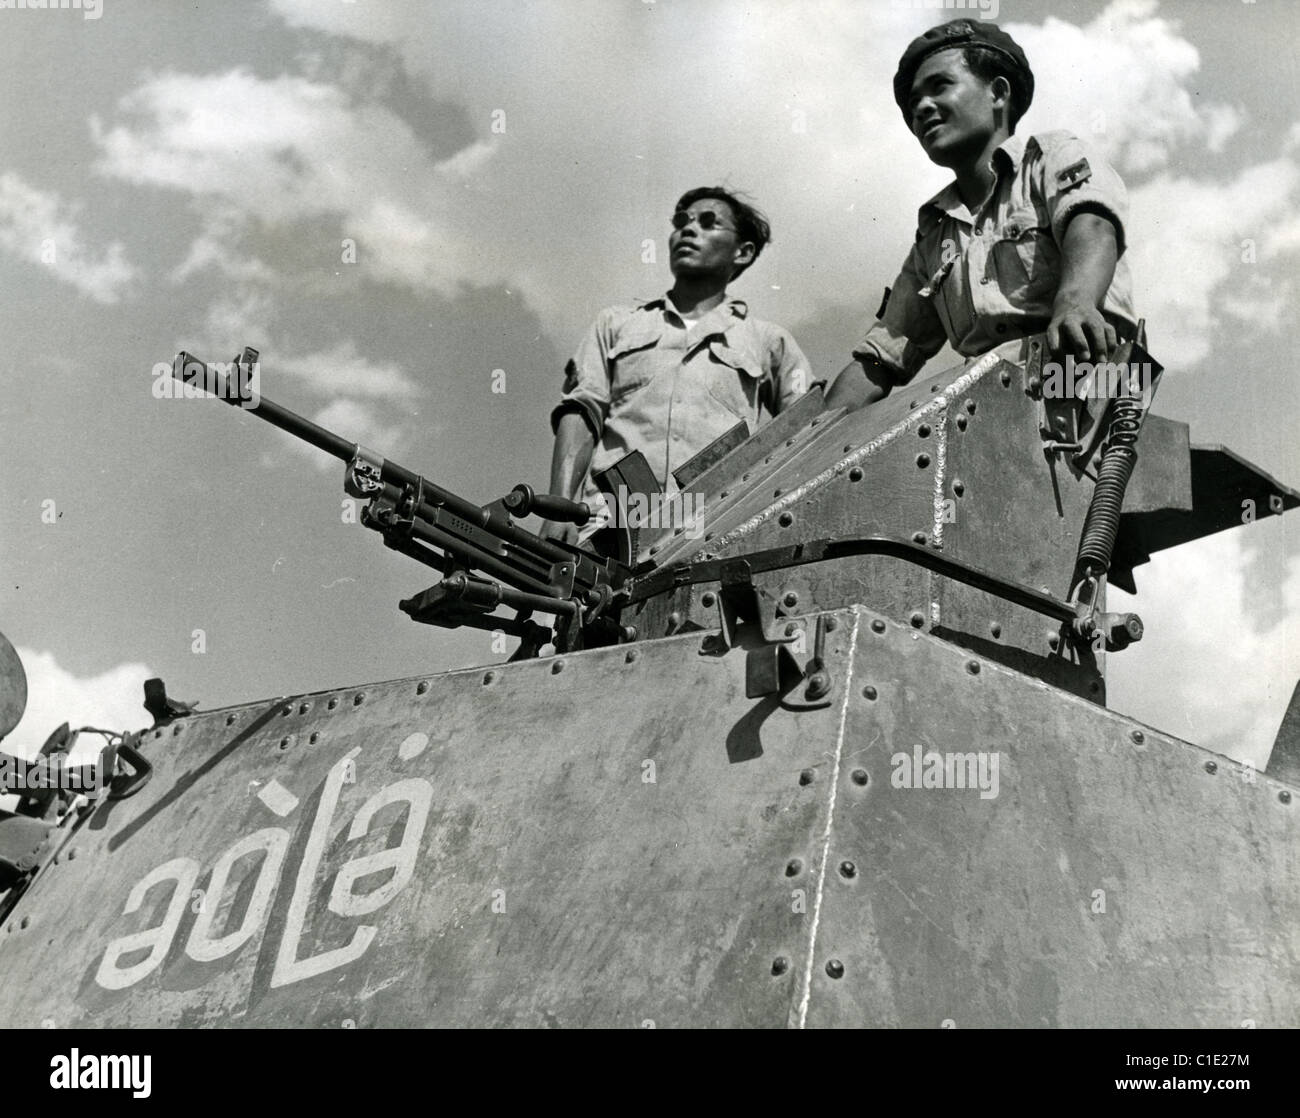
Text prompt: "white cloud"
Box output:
[[277, 397, 407, 473], [273, 340, 421, 399], [4, 649, 154, 763], [1126, 159, 1300, 366], [1108, 522, 1300, 769], [0, 172, 138, 304], [91, 69, 505, 298]]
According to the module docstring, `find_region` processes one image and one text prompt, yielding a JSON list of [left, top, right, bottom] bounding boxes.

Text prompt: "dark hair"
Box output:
[[674, 186, 771, 279], [962, 46, 1031, 132]]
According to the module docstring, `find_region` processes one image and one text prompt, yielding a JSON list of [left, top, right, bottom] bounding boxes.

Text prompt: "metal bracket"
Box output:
[[344, 445, 386, 498]]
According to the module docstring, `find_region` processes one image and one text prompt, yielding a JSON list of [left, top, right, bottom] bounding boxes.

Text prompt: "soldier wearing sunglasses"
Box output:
[[543, 187, 813, 546]]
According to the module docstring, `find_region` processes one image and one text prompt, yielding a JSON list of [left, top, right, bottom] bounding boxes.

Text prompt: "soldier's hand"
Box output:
[[1048, 299, 1116, 364], [540, 520, 579, 547]]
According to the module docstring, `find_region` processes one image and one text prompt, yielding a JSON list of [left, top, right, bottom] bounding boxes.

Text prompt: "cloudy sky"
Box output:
[[1, 0, 1297, 769]]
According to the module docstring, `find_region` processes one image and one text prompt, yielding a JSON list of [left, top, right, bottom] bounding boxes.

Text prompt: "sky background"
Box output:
[[1, 0, 1297, 769]]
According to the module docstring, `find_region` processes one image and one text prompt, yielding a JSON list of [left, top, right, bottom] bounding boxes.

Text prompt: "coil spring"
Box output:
[[1077, 394, 1142, 577]]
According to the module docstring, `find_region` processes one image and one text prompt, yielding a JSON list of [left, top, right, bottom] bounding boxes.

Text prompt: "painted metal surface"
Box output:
[[805, 609, 1299, 1028], [0, 626, 852, 1028], [1, 606, 1293, 1027]]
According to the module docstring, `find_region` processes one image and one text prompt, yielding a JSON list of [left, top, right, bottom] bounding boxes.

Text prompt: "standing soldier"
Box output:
[[543, 187, 813, 545], [826, 19, 1138, 411]]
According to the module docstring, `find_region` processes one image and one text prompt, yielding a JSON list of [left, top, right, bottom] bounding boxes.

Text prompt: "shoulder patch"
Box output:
[[1056, 158, 1092, 189]]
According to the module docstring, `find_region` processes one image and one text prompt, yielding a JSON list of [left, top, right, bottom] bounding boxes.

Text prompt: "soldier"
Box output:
[[825, 19, 1138, 411], [542, 187, 813, 546]]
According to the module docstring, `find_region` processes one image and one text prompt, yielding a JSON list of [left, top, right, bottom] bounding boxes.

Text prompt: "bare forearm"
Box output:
[[548, 409, 596, 500], [1049, 213, 1120, 361], [824, 357, 895, 412]]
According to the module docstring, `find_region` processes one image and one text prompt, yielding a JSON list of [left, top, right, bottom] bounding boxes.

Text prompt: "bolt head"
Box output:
[[825, 959, 844, 979], [771, 956, 790, 976], [1205, 761, 1217, 775], [700, 592, 716, 608], [1130, 729, 1145, 745], [966, 660, 980, 675], [783, 592, 799, 608], [871, 619, 886, 633], [838, 860, 857, 879], [910, 612, 925, 628], [851, 768, 869, 786], [798, 769, 815, 786], [785, 859, 803, 877], [849, 467, 863, 482], [862, 685, 878, 700], [551, 659, 566, 674], [1280, 790, 1292, 805]]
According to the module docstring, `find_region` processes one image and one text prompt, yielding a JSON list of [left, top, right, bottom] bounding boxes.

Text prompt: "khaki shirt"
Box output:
[[855, 131, 1137, 383], [552, 295, 813, 522]]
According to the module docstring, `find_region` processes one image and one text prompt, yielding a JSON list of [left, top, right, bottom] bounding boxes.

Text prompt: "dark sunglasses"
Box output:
[[671, 209, 736, 233]]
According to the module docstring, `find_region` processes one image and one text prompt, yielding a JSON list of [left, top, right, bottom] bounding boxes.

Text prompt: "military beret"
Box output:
[[893, 19, 1034, 123]]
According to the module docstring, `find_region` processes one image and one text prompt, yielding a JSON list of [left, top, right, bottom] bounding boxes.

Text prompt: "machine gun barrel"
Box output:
[[169, 351, 622, 615]]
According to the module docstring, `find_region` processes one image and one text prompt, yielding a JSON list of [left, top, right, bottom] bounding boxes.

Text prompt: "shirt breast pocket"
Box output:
[[606, 323, 664, 405], [989, 209, 1058, 305], [705, 342, 764, 422]]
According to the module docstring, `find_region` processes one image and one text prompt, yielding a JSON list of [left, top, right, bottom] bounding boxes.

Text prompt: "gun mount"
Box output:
[[0, 335, 1295, 1028]]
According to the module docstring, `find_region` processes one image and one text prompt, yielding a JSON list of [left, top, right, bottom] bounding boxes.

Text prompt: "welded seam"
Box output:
[[706, 349, 1004, 556], [796, 609, 860, 1029], [930, 414, 948, 628]]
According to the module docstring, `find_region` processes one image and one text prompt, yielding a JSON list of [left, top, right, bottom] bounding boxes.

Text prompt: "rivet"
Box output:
[[838, 860, 857, 879], [625, 649, 639, 663], [416, 681, 429, 695], [786, 438, 795, 447], [765, 456, 772, 464], [1130, 730, 1145, 745], [649, 545, 660, 555], [1204, 761, 1217, 775], [1280, 790, 1292, 805], [773, 489, 782, 498], [483, 670, 497, 684], [851, 768, 869, 786], [742, 473, 751, 482], [172, 724, 182, 736], [1048, 631, 1060, 650], [910, 612, 925, 628], [871, 619, 886, 634], [989, 622, 1001, 638], [930, 383, 940, 393], [785, 859, 803, 877], [67, 849, 76, 861], [719, 490, 730, 500], [966, 660, 980, 674], [309, 732, 320, 745], [354, 692, 365, 706], [779, 511, 794, 528], [771, 956, 790, 976], [1000, 370, 1012, 386], [909, 400, 918, 410], [785, 623, 800, 638], [668, 610, 683, 630], [825, 959, 844, 979], [551, 659, 566, 674], [848, 467, 863, 482], [912, 531, 927, 544], [916, 453, 930, 468], [843, 444, 853, 454], [701, 592, 716, 608], [862, 685, 877, 700], [299, 702, 310, 714], [783, 592, 799, 608], [281, 706, 292, 717], [20, 916, 30, 930], [953, 479, 965, 497], [798, 769, 815, 786], [825, 616, 838, 632], [1269, 494, 1284, 514], [279, 737, 291, 750], [226, 714, 237, 726], [918, 424, 931, 438], [956, 415, 968, 431], [328, 697, 339, 710], [965, 399, 977, 414], [705, 532, 715, 541], [674, 526, 684, 536], [154, 730, 162, 739]]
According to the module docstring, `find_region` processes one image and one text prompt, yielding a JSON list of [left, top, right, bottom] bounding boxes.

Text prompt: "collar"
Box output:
[[917, 134, 1027, 231], [640, 293, 749, 322]]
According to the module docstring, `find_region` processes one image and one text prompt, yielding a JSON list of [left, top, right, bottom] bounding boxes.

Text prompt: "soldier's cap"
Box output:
[[893, 19, 1034, 124]]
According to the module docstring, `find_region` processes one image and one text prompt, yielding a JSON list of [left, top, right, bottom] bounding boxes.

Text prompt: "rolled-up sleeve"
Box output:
[[769, 327, 818, 413], [1040, 133, 1129, 255], [550, 310, 613, 438], [852, 241, 948, 386]]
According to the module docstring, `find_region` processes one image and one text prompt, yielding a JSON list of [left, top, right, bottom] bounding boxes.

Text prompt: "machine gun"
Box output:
[[171, 348, 632, 659]]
